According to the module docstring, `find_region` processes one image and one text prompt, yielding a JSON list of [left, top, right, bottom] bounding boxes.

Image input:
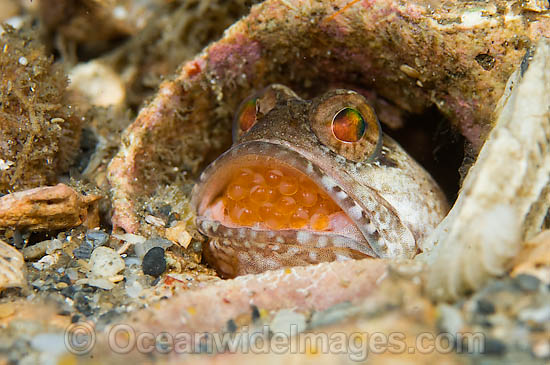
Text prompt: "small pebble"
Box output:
[[66, 268, 79, 282], [125, 279, 143, 298], [55, 282, 68, 290], [135, 237, 172, 259], [112, 5, 127, 20], [32, 255, 56, 270], [73, 241, 93, 260], [124, 256, 141, 267], [142, 247, 166, 277], [192, 241, 202, 253], [89, 247, 125, 278], [45, 239, 63, 254], [60, 286, 76, 299], [59, 274, 72, 285], [518, 305, 550, 324], [251, 305, 261, 322], [85, 230, 109, 248], [391, 259, 424, 277], [87, 277, 115, 290], [476, 299, 495, 315], [482, 337, 507, 355], [21, 240, 48, 260], [158, 204, 172, 217], [31, 279, 45, 288], [226, 319, 238, 333], [514, 274, 541, 291]]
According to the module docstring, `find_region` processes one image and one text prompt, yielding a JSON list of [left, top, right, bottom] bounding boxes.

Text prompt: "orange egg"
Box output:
[[310, 212, 329, 230], [298, 187, 318, 207], [234, 168, 254, 187], [276, 196, 297, 215], [265, 210, 290, 230], [250, 185, 269, 204], [266, 169, 283, 187], [259, 203, 275, 221], [226, 183, 248, 201], [218, 162, 344, 230], [290, 207, 309, 228], [278, 176, 298, 195]]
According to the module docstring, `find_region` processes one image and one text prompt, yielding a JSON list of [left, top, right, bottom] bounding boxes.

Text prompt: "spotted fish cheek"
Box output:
[[356, 190, 418, 259], [204, 239, 239, 278], [204, 237, 369, 278]]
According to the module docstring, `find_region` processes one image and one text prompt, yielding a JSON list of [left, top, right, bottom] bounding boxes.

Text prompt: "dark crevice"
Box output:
[[385, 106, 464, 204]]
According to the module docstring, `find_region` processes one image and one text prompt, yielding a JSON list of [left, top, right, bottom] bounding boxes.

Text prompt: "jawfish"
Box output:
[[191, 85, 448, 277]]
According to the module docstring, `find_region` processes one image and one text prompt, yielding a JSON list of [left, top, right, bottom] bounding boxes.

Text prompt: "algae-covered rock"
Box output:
[[0, 25, 81, 194]]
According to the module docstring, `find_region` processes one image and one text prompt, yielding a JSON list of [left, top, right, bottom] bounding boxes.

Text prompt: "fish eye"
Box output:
[[310, 90, 382, 162], [232, 84, 299, 143], [331, 107, 366, 143], [233, 96, 259, 142], [237, 98, 258, 133]]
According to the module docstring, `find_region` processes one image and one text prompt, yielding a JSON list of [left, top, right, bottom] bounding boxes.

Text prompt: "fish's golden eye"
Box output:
[[310, 90, 381, 162], [331, 107, 366, 142]]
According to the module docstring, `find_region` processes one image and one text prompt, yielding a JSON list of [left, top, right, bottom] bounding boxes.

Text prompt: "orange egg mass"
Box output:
[[219, 164, 343, 231]]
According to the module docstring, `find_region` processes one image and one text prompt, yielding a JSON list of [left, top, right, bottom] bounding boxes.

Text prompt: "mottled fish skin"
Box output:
[[192, 85, 449, 277]]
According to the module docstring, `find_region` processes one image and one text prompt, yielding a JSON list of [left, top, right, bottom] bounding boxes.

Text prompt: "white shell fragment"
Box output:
[[165, 221, 193, 248], [419, 39, 550, 300], [0, 240, 25, 290], [88, 247, 125, 278]]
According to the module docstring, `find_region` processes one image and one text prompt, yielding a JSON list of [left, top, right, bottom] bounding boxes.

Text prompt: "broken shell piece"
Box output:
[[511, 230, 550, 283], [111, 233, 146, 245], [86, 277, 115, 290], [165, 221, 192, 248], [0, 184, 101, 231], [419, 39, 550, 301], [0, 240, 25, 291], [88, 247, 125, 278], [32, 255, 57, 270], [144, 215, 165, 227]]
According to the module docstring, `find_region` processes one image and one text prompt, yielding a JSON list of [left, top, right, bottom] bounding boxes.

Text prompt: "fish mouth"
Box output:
[[191, 141, 382, 266]]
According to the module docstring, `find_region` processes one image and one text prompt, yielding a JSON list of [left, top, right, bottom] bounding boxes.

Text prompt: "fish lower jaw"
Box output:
[[196, 216, 376, 258]]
